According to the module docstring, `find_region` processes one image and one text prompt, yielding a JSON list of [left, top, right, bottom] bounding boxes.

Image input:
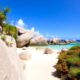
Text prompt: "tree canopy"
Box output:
[[0, 7, 18, 39], [0, 8, 10, 27]]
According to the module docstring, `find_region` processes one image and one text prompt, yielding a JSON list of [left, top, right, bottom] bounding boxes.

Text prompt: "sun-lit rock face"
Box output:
[[17, 30, 36, 47], [17, 27, 27, 34], [0, 36, 23, 80], [52, 38, 60, 43], [17, 27, 48, 47], [30, 35, 48, 45], [49, 38, 60, 44]]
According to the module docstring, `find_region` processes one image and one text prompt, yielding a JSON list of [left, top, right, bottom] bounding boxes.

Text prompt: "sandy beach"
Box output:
[[17, 47, 60, 80]]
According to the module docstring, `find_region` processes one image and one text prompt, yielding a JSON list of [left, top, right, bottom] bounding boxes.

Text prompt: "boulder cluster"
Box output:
[[16, 27, 48, 47], [16, 27, 76, 47]]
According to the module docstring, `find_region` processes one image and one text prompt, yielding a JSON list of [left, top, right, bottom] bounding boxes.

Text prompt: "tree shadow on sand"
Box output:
[[51, 71, 61, 78], [51, 65, 61, 79]]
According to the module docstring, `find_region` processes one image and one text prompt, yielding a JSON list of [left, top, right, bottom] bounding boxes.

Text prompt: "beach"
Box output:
[[17, 47, 60, 80]]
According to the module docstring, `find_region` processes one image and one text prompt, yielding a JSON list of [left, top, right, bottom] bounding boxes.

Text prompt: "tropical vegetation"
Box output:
[[0, 7, 18, 39], [55, 46, 80, 80]]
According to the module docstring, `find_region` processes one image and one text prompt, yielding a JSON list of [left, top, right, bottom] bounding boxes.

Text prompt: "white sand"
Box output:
[[17, 47, 60, 80]]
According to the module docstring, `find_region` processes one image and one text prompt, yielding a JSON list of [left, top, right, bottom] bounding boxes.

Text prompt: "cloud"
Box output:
[[10, 19, 43, 37], [36, 30, 41, 36], [31, 27, 35, 32], [30, 27, 41, 36], [15, 19, 26, 28]]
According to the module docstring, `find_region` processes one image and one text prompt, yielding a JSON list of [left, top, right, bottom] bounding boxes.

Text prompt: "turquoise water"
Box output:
[[47, 43, 80, 50], [31, 42, 80, 50]]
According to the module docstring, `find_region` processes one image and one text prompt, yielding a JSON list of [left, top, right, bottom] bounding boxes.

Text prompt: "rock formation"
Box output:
[[17, 30, 36, 47], [0, 35, 23, 80], [44, 48, 53, 54], [30, 35, 48, 45]]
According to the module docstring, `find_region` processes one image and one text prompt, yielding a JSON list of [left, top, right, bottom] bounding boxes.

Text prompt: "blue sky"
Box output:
[[0, 0, 80, 39]]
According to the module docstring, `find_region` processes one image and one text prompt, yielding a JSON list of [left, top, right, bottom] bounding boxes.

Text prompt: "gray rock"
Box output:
[[44, 48, 53, 54]]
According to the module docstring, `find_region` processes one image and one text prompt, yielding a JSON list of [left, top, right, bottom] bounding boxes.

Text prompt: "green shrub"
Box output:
[[66, 56, 80, 64], [6, 41, 13, 47], [1, 35, 6, 41], [69, 46, 80, 50], [0, 11, 6, 22], [58, 51, 67, 60], [3, 24, 18, 39], [69, 67, 80, 76], [55, 46, 80, 80]]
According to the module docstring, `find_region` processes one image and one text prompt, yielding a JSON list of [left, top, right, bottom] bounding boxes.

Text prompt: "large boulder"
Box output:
[[16, 30, 36, 47], [17, 27, 27, 35], [50, 38, 60, 44], [30, 35, 48, 45], [0, 36, 23, 80]]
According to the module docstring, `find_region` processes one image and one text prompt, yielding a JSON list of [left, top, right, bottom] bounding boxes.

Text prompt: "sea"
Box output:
[[31, 42, 80, 51], [47, 42, 80, 50]]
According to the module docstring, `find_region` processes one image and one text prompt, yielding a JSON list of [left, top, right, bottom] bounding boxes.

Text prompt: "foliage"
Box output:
[[66, 56, 80, 64], [55, 46, 80, 80], [1, 35, 6, 41], [0, 7, 18, 40], [69, 46, 80, 50], [3, 24, 18, 39], [0, 11, 6, 22], [0, 8, 9, 27], [69, 67, 80, 76], [6, 41, 13, 47], [3, 8, 10, 15]]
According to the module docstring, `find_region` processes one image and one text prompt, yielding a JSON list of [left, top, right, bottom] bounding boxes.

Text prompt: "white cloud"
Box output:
[[31, 27, 35, 32], [36, 30, 40, 35], [15, 19, 25, 28], [10, 19, 44, 37]]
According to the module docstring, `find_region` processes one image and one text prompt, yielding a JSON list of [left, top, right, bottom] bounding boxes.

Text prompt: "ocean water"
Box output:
[[47, 42, 80, 50], [30, 42, 80, 50]]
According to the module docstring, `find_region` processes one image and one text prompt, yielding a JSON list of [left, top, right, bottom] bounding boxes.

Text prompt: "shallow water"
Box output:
[[47, 42, 80, 50], [30, 42, 80, 50]]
